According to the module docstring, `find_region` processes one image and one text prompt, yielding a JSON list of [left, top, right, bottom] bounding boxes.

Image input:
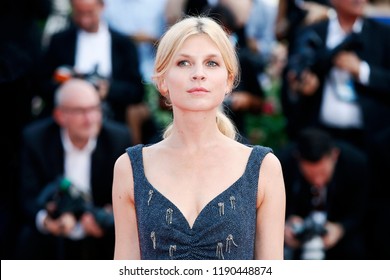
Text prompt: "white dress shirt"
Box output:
[[74, 22, 112, 78], [319, 13, 370, 129]]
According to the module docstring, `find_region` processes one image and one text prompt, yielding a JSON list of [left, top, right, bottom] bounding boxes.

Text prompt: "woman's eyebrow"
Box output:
[[175, 53, 222, 59]]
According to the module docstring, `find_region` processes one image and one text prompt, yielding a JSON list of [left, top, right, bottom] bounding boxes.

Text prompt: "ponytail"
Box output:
[[216, 108, 237, 140]]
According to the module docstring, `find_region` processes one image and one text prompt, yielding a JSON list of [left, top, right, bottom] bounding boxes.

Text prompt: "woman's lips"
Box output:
[[187, 87, 209, 94]]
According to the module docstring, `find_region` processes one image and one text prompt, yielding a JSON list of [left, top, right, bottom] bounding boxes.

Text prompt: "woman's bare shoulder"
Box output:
[[261, 151, 283, 178], [114, 152, 132, 173], [113, 152, 134, 198], [257, 149, 285, 204]]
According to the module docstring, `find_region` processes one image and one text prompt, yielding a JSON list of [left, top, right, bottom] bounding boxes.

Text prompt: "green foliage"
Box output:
[[244, 76, 288, 151]]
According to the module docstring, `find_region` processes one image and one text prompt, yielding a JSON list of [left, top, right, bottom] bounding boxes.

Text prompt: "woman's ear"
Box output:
[[159, 79, 168, 95], [225, 73, 234, 93]]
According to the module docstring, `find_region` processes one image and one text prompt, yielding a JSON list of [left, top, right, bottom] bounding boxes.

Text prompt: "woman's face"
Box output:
[[161, 34, 232, 114]]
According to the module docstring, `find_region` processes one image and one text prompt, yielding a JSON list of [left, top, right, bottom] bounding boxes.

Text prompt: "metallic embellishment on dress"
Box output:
[[169, 245, 176, 258], [226, 234, 238, 253], [218, 202, 225, 216], [216, 242, 224, 260], [230, 196, 236, 210], [150, 231, 156, 249], [147, 190, 154, 206], [166, 208, 173, 224]]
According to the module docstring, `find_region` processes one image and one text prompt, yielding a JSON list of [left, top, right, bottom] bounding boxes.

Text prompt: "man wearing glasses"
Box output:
[[16, 78, 132, 259]]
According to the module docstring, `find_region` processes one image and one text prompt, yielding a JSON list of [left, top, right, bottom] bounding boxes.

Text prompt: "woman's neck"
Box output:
[[166, 111, 225, 151]]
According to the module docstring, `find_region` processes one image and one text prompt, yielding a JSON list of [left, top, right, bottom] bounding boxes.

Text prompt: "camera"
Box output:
[[288, 30, 362, 81], [287, 30, 323, 81], [53, 64, 106, 90], [37, 177, 114, 231], [291, 211, 328, 260], [291, 212, 327, 242]]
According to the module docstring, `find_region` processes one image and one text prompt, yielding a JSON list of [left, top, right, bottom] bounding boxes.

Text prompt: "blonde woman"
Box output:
[[112, 16, 285, 260]]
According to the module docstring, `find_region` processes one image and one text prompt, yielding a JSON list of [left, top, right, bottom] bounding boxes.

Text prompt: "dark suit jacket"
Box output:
[[39, 25, 145, 122], [277, 141, 369, 259], [286, 18, 390, 143], [366, 127, 390, 259], [17, 117, 132, 259]]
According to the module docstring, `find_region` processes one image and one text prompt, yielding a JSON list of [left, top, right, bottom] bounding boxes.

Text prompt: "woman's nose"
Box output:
[[191, 66, 206, 81]]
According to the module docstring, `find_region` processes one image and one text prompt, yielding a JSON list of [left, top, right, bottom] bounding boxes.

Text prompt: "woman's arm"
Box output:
[[255, 152, 286, 260], [112, 153, 141, 259]]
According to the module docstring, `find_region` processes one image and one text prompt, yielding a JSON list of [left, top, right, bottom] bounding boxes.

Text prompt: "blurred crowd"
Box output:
[[1, 0, 390, 260]]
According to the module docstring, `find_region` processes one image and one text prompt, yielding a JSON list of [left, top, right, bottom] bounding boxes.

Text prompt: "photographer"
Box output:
[[281, 0, 390, 152], [16, 79, 132, 259], [277, 128, 368, 259], [35, 0, 152, 143]]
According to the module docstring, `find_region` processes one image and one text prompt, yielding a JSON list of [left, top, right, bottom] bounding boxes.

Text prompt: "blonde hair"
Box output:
[[152, 16, 240, 140]]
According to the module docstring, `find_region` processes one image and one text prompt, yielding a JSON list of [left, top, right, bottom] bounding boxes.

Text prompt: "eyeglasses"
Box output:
[[60, 104, 102, 115]]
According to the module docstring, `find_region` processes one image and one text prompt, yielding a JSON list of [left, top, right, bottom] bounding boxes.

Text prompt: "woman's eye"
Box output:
[[206, 61, 218, 67], [178, 60, 190, 67]]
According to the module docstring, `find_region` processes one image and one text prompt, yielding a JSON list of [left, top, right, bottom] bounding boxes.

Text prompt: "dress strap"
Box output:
[[245, 145, 273, 187], [126, 144, 145, 184]]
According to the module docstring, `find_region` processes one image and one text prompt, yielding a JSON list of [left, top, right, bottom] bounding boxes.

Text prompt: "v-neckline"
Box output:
[[140, 146, 256, 230]]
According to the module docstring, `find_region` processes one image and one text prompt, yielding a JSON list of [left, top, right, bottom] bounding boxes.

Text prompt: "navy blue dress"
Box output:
[[126, 144, 272, 260]]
